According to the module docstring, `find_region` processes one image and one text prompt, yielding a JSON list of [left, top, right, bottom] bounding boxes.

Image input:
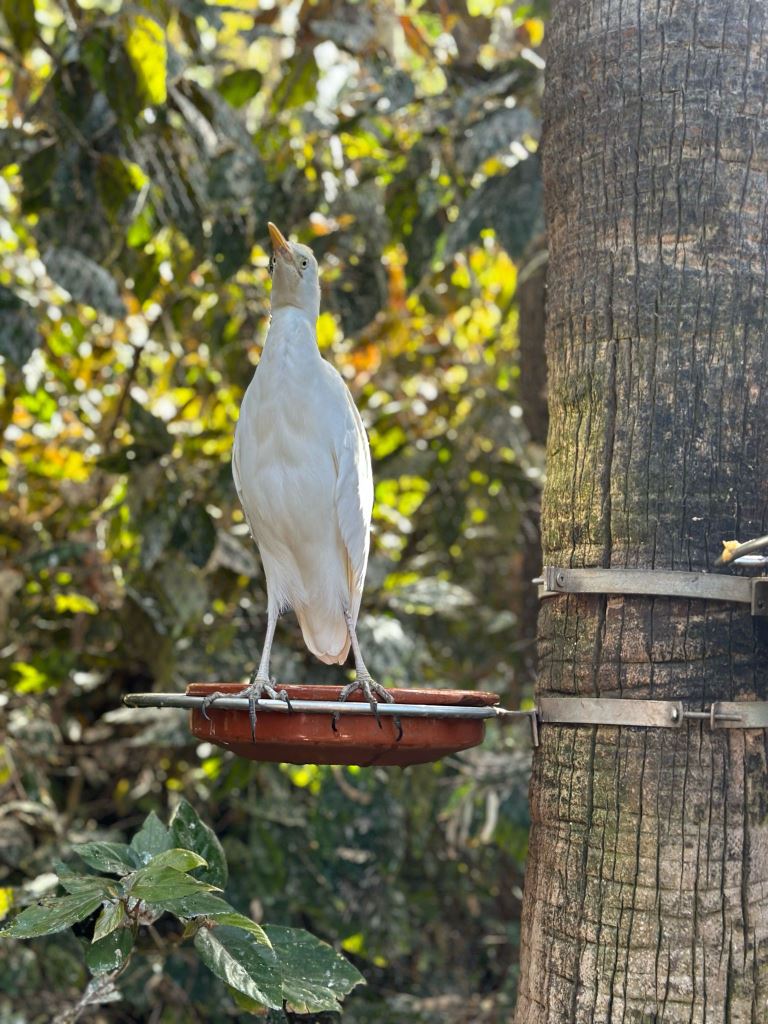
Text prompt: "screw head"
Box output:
[[555, 571, 566, 587], [670, 707, 680, 722]]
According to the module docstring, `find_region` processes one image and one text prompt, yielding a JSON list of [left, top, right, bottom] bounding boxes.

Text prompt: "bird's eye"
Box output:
[[300, 259, 308, 269], [268, 255, 275, 276]]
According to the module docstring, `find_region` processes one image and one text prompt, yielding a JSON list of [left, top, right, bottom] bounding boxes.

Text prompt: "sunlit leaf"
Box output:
[[125, 15, 167, 105], [145, 848, 207, 873], [1, 0, 36, 53], [92, 900, 126, 943], [217, 69, 262, 108], [128, 866, 218, 903], [54, 593, 99, 616]]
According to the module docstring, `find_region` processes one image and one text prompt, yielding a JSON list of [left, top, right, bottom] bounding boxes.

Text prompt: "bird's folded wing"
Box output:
[[334, 385, 374, 593], [231, 415, 258, 540]]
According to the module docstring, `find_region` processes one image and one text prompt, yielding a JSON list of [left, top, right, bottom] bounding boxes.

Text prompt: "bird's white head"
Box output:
[[267, 222, 320, 321]]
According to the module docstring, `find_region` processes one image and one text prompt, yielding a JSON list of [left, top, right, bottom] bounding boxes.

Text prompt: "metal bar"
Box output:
[[123, 693, 502, 720], [538, 696, 768, 732], [711, 701, 768, 729], [538, 566, 760, 607], [538, 696, 684, 729]]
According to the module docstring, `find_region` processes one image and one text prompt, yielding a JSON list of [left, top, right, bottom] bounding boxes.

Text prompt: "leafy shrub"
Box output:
[[1, 801, 363, 1021]]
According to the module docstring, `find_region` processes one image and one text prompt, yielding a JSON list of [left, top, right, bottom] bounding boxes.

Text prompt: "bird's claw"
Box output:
[[201, 677, 292, 743], [331, 677, 402, 741]]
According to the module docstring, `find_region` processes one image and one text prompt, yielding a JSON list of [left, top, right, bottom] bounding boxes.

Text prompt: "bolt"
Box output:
[[556, 571, 566, 587], [670, 707, 680, 722]]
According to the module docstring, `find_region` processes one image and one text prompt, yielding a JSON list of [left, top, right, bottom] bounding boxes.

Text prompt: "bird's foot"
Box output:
[[332, 675, 402, 741], [201, 675, 291, 743]]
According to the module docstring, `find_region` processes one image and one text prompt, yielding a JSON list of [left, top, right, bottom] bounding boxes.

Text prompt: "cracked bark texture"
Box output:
[[514, 1, 768, 1022]]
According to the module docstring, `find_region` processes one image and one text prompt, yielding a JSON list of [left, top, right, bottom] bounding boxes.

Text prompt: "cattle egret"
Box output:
[[203, 222, 395, 738]]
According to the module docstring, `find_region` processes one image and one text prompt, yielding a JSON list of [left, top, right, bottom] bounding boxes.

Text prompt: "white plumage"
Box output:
[[204, 222, 393, 732], [233, 306, 372, 663]]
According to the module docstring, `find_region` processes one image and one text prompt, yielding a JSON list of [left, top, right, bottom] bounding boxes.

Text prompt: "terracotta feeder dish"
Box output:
[[123, 684, 522, 767]]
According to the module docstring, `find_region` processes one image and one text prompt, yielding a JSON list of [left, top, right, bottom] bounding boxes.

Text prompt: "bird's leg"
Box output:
[[201, 608, 291, 741], [332, 611, 402, 740]]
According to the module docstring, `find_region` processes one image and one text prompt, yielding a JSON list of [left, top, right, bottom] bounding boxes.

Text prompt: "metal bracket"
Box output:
[[535, 566, 768, 617], [751, 579, 768, 617], [537, 696, 768, 734], [495, 707, 540, 746]]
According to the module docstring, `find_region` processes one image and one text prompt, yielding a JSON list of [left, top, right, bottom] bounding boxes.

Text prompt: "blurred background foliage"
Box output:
[[0, 0, 547, 1020]]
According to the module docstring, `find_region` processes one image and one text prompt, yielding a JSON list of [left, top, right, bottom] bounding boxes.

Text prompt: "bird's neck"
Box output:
[[270, 286, 320, 320], [263, 307, 320, 364], [269, 305, 318, 330]]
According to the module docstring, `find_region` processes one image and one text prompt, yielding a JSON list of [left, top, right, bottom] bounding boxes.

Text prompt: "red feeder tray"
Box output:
[[187, 683, 500, 767]]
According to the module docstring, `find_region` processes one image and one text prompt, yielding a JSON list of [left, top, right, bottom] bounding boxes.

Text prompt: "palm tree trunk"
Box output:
[[514, 0, 768, 1020]]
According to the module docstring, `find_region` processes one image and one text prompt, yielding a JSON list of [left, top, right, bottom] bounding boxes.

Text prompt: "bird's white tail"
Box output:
[[295, 605, 351, 665]]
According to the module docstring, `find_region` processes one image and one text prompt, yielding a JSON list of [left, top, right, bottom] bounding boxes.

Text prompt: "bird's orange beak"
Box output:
[[268, 222, 291, 255]]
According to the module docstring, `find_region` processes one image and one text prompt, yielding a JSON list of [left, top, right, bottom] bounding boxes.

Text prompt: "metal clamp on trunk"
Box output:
[[535, 566, 768, 617], [537, 696, 768, 733]]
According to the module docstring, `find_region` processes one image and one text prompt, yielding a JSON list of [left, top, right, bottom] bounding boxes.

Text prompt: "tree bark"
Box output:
[[514, 1, 768, 1021]]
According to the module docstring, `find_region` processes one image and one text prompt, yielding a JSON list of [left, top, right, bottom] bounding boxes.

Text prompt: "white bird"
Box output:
[[203, 222, 394, 737]]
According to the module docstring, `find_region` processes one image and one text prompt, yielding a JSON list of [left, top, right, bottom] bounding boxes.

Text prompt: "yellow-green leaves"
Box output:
[[1, 0, 36, 54], [125, 15, 167, 106], [54, 593, 99, 616]]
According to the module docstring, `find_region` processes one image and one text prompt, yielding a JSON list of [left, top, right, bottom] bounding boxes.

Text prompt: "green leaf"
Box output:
[[143, 890, 238, 919], [21, 143, 57, 199], [92, 900, 125, 942], [203, 912, 270, 946], [54, 593, 98, 615], [0, 285, 41, 368], [77, 843, 138, 876], [445, 158, 543, 261], [129, 811, 172, 863], [126, 203, 155, 248], [43, 247, 126, 318], [125, 14, 167, 105], [1, 892, 105, 939], [2, 0, 36, 53], [169, 799, 228, 889], [144, 888, 270, 945], [97, 155, 147, 220], [86, 926, 134, 975], [217, 68, 262, 107], [144, 848, 207, 873], [128, 867, 218, 904], [171, 503, 217, 568], [126, 400, 174, 459], [271, 52, 318, 111], [56, 874, 114, 899], [194, 926, 283, 1009], [265, 926, 365, 1013]]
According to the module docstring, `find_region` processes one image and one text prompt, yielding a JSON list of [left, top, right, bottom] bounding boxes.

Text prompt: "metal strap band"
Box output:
[[538, 696, 768, 732], [537, 567, 768, 617]]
